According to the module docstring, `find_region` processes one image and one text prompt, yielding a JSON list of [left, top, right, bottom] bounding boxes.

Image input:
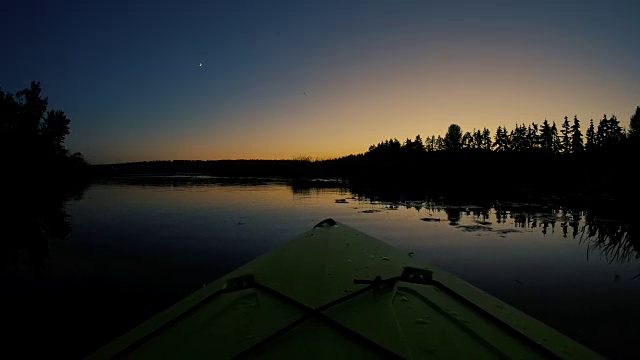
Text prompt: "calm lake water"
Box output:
[[3, 177, 639, 359]]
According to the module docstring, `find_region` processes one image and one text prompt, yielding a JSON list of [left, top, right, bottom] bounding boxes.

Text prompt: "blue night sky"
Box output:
[[2, 0, 639, 163]]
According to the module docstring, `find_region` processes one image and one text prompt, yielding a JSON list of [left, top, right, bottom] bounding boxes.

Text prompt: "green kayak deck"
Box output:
[[86, 219, 604, 359]]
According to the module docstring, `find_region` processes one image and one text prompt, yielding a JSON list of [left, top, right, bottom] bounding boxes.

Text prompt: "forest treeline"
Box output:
[[3, 80, 631, 262], [4, 79, 638, 203], [100, 106, 640, 204], [1, 81, 90, 185], [1, 81, 91, 271], [347, 110, 640, 198], [366, 112, 637, 154]]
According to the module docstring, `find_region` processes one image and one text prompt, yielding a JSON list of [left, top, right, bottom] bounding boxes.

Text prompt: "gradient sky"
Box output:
[[2, 0, 639, 163]]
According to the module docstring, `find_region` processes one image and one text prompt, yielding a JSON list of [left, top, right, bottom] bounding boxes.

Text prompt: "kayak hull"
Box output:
[[85, 219, 604, 359]]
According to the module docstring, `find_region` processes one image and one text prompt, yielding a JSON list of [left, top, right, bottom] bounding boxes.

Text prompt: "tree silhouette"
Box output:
[[570, 115, 584, 153], [561, 116, 572, 154], [609, 115, 625, 142], [425, 135, 436, 152], [1, 81, 90, 273], [472, 129, 483, 149], [630, 106, 640, 142], [493, 126, 510, 152], [539, 119, 553, 152], [462, 131, 473, 149], [481, 128, 492, 150], [403, 137, 413, 150], [510, 124, 527, 152], [596, 114, 625, 149], [586, 119, 597, 151], [596, 114, 609, 148], [0, 81, 77, 165], [42, 110, 71, 155], [526, 123, 539, 150], [413, 134, 424, 152], [550, 122, 561, 153], [435, 135, 444, 151], [443, 124, 462, 151]]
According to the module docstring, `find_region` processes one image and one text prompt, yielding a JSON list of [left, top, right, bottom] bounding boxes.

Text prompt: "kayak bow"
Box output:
[[86, 219, 604, 359]]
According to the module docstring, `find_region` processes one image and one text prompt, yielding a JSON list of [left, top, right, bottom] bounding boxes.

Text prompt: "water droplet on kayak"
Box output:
[[347, 260, 352, 263], [415, 317, 430, 325], [381, 256, 389, 261], [400, 296, 409, 303]]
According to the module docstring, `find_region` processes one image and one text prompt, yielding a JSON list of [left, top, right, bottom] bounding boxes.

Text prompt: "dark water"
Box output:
[[3, 177, 639, 359]]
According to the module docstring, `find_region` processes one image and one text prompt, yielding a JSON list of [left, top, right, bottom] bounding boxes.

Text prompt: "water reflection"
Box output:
[[289, 178, 350, 197], [66, 175, 640, 268], [341, 190, 636, 267], [444, 207, 461, 225], [298, 178, 636, 267], [294, 177, 636, 267], [4, 176, 637, 360], [582, 214, 636, 265], [2, 183, 88, 274]]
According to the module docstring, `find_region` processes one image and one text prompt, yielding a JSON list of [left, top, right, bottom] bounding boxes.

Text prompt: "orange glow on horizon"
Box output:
[[84, 38, 640, 164]]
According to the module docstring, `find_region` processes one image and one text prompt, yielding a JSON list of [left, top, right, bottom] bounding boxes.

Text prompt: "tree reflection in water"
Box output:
[[581, 214, 636, 266], [2, 184, 88, 274]]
